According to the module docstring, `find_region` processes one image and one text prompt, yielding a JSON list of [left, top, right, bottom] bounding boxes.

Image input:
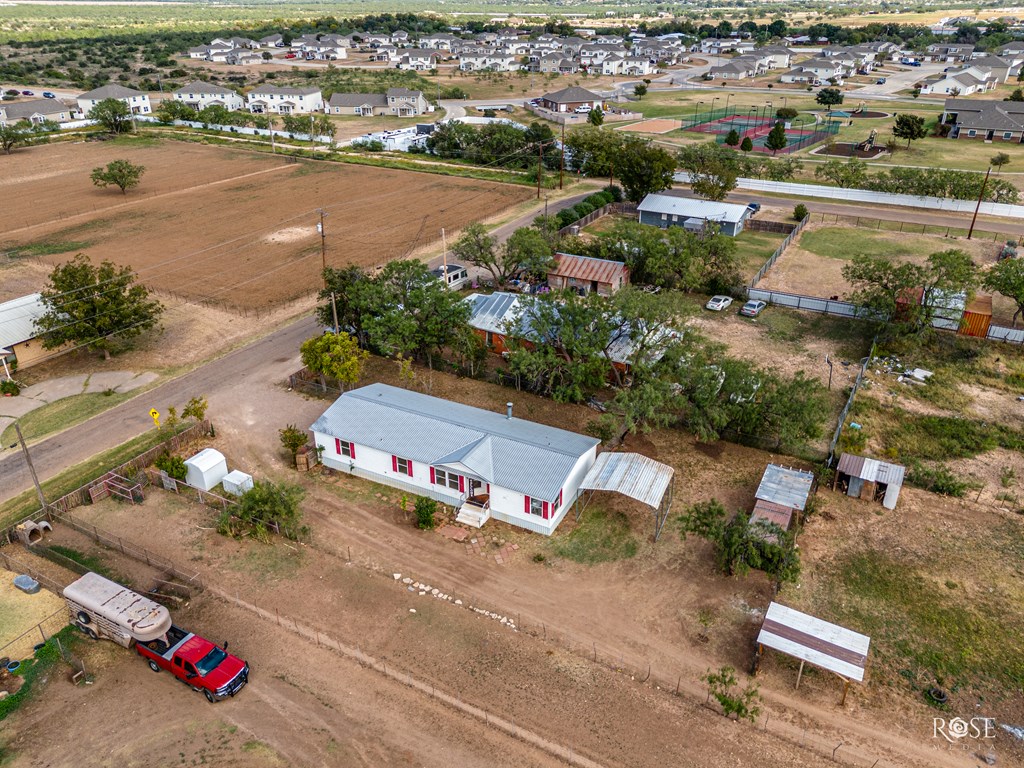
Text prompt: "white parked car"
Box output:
[[574, 104, 593, 113], [705, 295, 733, 311]]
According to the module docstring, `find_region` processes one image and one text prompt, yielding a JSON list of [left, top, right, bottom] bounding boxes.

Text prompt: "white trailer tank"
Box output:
[[63, 572, 172, 648]]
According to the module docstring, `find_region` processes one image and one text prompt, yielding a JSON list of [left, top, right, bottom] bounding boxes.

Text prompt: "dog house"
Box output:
[[833, 453, 904, 510], [184, 448, 228, 492]]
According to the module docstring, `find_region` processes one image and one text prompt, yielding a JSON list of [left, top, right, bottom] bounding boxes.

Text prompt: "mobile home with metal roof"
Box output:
[[310, 383, 599, 534]]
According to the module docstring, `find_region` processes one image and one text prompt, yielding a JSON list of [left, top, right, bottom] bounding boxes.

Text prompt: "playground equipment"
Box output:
[[854, 101, 866, 115], [856, 129, 877, 152]]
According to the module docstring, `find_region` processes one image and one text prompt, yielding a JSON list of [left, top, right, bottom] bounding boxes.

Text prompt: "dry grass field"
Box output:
[[0, 137, 532, 309]]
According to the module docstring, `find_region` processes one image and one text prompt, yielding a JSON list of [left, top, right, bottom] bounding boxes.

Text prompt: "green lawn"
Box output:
[[733, 228, 787, 278], [798, 226, 949, 261], [1, 391, 133, 447], [547, 506, 638, 565]]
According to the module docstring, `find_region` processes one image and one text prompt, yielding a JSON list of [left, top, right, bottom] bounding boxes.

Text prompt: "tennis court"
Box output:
[[685, 112, 840, 154]]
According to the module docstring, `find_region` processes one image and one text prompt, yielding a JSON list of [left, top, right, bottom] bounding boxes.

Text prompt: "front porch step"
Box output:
[[456, 506, 490, 528]]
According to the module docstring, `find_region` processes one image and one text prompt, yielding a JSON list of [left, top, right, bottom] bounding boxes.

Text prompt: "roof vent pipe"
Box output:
[[506, 402, 513, 419]]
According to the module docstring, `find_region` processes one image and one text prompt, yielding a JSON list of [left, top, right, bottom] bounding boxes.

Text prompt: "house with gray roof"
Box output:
[[171, 81, 244, 112], [941, 98, 1024, 142], [310, 383, 600, 533], [0, 294, 58, 372], [638, 193, 752, 236], [539, 86, 603, 113], [246, 86, 322, 114], [0, 98, 73, 126], [76, 84, 151, 116], [328, 92, 388, 116]]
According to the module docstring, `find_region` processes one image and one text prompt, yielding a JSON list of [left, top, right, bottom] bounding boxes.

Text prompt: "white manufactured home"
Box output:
[[310, 383, 600, 534]]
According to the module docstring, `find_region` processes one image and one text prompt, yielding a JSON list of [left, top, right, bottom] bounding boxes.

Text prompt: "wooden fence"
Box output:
[[144, 469, 239, 513], [745, 218, 799, 235], [827, 336, 878, 466], [749, 215, 809, 288], [558, 202, 638, 235]]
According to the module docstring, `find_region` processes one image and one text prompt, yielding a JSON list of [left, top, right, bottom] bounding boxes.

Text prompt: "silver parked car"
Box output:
[[739, 300, 767, 318]]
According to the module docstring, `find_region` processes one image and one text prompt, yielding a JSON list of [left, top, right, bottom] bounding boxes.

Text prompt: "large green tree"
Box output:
[[563, 124, 624, 177], [815, 88, 844, 107], [451, 222, 554, 287], [300, 331, 369, 391], [983, 257, 1024, 327], [764, 121, 788, 155], [34, 254, 164, 359], [0, 122, 28, 155], [616, 137, 677, 203], [87, 98, 134, 134], [155, 100, 197, 123], [677, 142, 739, 202], [90, 159, 146, 195], [814, 157, 868, 188], [892, 113, 927, 148]]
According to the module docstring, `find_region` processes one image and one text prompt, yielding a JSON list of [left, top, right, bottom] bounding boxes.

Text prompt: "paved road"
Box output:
[[0, 315, 318, 506]]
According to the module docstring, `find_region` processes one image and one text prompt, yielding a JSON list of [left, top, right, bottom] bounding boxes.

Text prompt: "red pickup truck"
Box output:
[[137, 625, 249, 703]]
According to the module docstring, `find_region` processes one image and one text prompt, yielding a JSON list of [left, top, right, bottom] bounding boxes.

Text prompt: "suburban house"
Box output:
[[788, 57, 847, 82], [756, 45, 794, 69], [601, 54, 656, 76], [537, 53, 579, 74], [458, 51, 519, 72], [637, 194, 753, 237], [397, 51, 439, 70], [539, 86, 604, 113], [328, 93, 388, 116], [260, 33, 285, 47], [76, 84, 151, 116], [547, 253, 629, 296], [0, 98, 72, 126], [385, 88, 429, 116], [418, 33, 463, 52], [926, 43, 976, 62], [171, 81, 244, 112], [309, 383, 600, 534], [0, 294, 56, 373], [967, 54, 1023, 82], [920, 67, 997, 96], [708, 56, 762, 80], [749, 464, 815, 536], [941, 98, 1024, 142], [246, 86, 322, 114]]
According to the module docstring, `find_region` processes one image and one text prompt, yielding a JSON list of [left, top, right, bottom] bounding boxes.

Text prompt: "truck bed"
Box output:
[[138, 624, 190, 659]]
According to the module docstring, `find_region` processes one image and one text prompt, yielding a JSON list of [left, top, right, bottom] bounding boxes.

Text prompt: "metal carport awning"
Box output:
[[575, 452, 675, 541]]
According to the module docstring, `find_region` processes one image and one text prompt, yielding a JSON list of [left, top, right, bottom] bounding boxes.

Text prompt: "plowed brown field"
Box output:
[[1, 139, 532, 309]]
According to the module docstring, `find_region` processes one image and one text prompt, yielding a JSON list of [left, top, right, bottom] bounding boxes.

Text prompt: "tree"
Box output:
[[703, 667, 761, 723], [793, 203, 808, 221], [451, 222, 500, 283], [776, 106, 798, 120], [563, 124, 623, 176], [990, 152, 1011, 174], [814, 157, 867, 188], [181, 395, 208, 422], [154, 99, 197, 123], [633, 83, 648, 99], [815, 87, 844, 107], [0, 123, 27, 155], [1006, 88, 1024, 102], [35, 254, 163, 360], [892, 113, 926, 148], [739, 136, 753, 152], [279, 424, 308, 459], [677, 142, 738, 202], [983, 257, 1024, 327], [300, 331, 369, 392], [90, 159, 145, 195], [87, 98, 134, 134], [587, 105, 604, 126], [616, 137, 676, 203], [764, 121, 788, 155], [414, 496, 437, 529], [724, 127, 741, 147]]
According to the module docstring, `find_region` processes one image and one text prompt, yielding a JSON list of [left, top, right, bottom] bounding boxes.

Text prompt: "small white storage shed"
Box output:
[[184, 448, 228, 491], [222, 470, 254, 497]]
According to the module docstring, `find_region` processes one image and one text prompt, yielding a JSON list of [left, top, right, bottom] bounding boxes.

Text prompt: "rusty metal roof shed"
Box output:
[[755, 464, 815, 511], [835, 453, 905, 509], [551, 253, 629, 286], [757, 601, 870, 683], [750, 499, 794, 530]]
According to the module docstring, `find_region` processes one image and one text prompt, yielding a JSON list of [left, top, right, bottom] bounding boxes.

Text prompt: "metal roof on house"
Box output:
[[173, 81, 236, 96], [835, 454, 905, 488], [578, 452, 673, 509], [749, 498, 795, 530], [310, 383, 599, 503], [757, 602, 870, 682], [944, 98, 1024, 131], [755, 464, 815, 511], [637, 194, 751, 224], [0, 293, 46, 351], [550, 253, 628, 286], [466, 292, 520, 335], [78, 84, 146, 100]]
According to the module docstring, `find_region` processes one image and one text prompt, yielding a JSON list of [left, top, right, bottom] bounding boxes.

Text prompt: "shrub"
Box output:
[[154, 452, 186, 481], [414, 496, 437, 530], [793, 203, 809, 221], [218, 480, 307, 542], [279, 424, 308, 459], [906, 462, 973, 497], [604, 184, 623, 202], [702, 666, 761, 722], [572, 202, 594, 218], [0, 379, 20, 396], [557, 209, 577, 227], [776, 106, 798, 119]]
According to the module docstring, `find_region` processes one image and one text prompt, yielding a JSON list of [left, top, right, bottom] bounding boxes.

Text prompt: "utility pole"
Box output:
[[13, 423, 47, 513], [967, 165, 991, 240], [318, 209, 328, 281], [331, 292, 340, 334], [536, 139, 544, 199], [559, 122, 565, 190]]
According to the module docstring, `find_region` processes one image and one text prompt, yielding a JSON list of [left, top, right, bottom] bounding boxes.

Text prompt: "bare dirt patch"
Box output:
[[2, 140, 533, 310], [616, 118, 682, 134]]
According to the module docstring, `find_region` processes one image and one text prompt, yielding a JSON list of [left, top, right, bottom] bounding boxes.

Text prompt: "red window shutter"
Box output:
[[558, 489, 563, 507], [335, 438, 342, 455], [350, 443, 356, 460], [542, 501, 550, 520], [430, 467, 435, 484], [486, 483, 490, 493], [458, 475, 465, 493], [524, 496, 530, 515], [392, 455, 398, 472], [407, 461, 413, 476]]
